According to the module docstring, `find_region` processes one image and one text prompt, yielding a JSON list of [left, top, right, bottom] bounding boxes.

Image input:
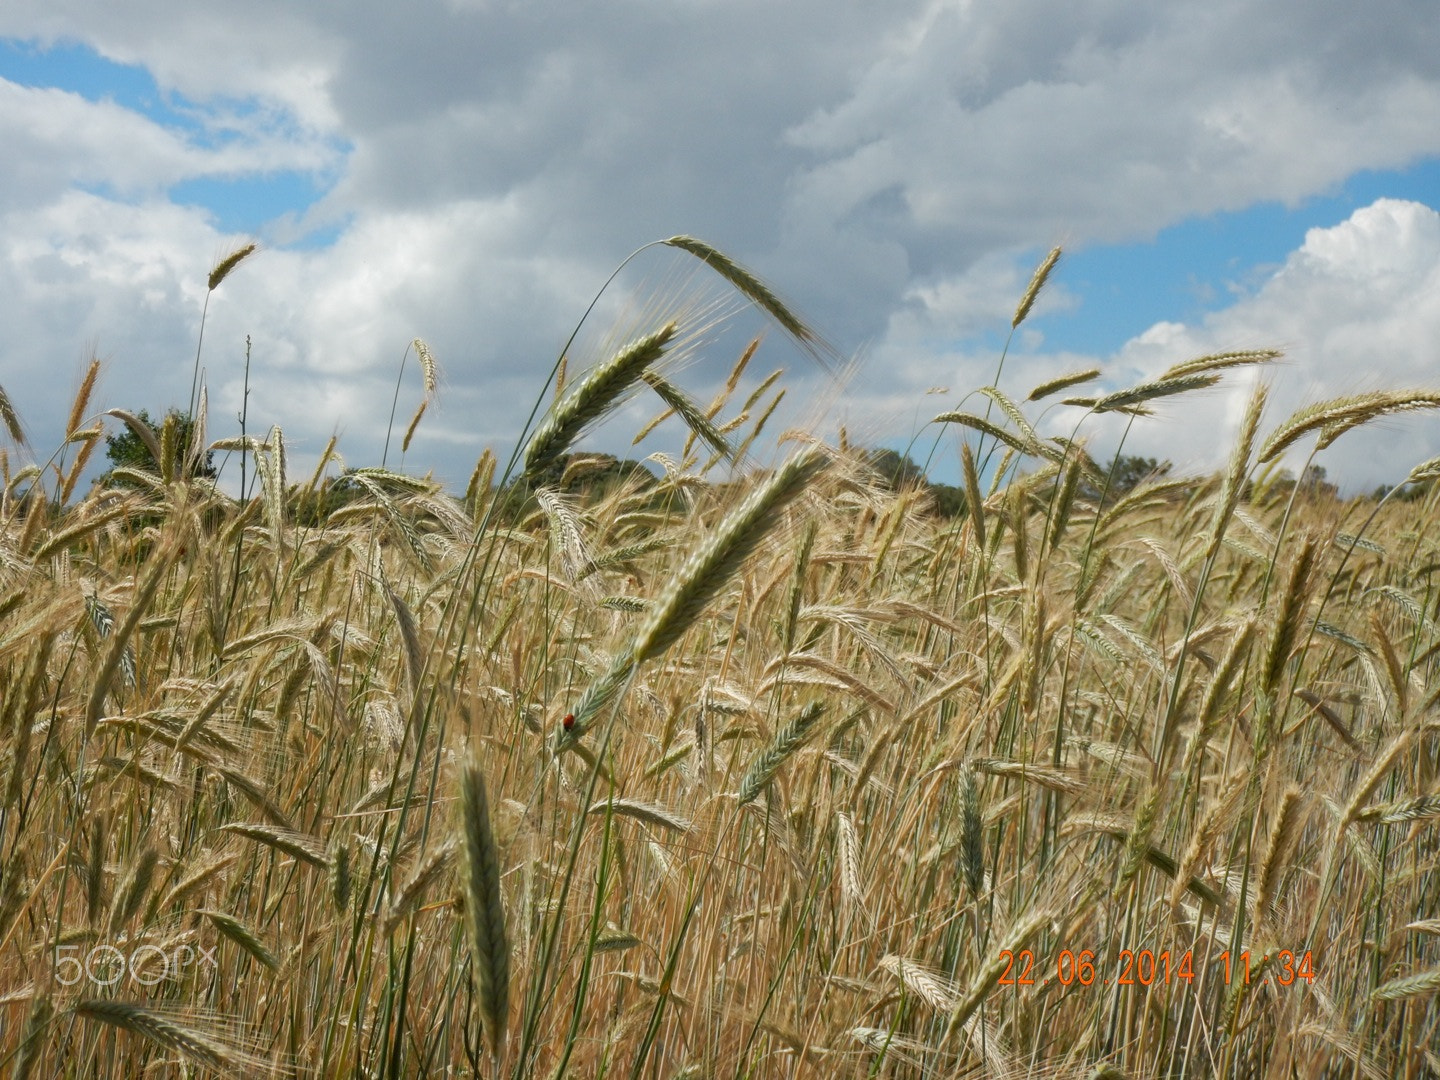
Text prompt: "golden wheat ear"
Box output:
[[0, 384, 26, 445], [1012, 245, 1062, 329], [661, 235, 844, 371]]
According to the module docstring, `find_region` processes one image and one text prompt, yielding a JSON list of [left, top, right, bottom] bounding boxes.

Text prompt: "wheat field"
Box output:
[[1, 240, 1438, 1078]]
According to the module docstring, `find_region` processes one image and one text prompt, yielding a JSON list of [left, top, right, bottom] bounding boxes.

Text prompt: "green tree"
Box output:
[[861, 447, 964, 516], [863, 448, 927, 491], [102, 409, 216, 488], [1082, 454, 1171, 506]]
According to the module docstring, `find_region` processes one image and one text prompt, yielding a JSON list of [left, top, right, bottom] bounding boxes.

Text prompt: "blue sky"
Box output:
[[0, 38, 342, 239], [1049, 160, 1440, 355], [1, 4, 1439, 494]]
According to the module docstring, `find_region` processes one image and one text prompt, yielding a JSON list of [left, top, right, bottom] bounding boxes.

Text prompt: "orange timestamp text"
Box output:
[[997, 948, 1316, 988]]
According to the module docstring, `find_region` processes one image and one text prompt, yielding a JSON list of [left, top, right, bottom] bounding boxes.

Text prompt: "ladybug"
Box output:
[[562, 713, 576, 732]]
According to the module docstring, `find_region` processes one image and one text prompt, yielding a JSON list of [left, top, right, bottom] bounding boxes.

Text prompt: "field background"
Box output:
[[1, 244, 1438, 1078]]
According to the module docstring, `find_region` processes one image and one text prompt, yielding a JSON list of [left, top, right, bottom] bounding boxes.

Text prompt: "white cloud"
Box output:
[[1108, 199, 1440, 491], [880, 200, 1440, 493]]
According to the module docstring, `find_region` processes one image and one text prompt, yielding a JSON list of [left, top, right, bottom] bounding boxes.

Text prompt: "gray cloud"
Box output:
[[0, 0, 1438, 495]]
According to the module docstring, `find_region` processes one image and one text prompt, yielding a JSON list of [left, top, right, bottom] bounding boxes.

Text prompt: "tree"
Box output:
[[1299, 464, 1338, 499], [101, 409, 216, 488], [1081, 454, 1172, 506], [863, 448, 927, 491], [860, 447, 965, 516]]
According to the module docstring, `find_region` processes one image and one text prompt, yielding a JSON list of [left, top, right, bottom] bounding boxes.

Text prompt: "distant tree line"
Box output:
[[101, 410, 1423, 522], [861, 447, 1178, 517]]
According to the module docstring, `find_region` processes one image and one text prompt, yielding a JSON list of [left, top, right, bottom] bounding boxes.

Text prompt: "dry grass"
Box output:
[[1, 240, 1439, 1078]]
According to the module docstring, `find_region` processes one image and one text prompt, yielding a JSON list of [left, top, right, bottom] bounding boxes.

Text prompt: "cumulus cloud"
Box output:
[[1096, 199, 1440, 491], [868, 200, 1440, 493]]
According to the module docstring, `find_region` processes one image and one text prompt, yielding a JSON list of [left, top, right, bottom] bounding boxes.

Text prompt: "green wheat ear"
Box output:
[[738, 701, 826, 804], [563, 447, 828, 742], [523, 322, 677, 480], [460, 759, 509, 1061]]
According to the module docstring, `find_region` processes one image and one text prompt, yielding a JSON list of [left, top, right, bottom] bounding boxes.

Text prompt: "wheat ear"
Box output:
[[74, 1000, 244, 1073], [66, 357, 101, 437], [1261, 537, 1317, 697], [880, 954, 959, 1011], [933, 411, 1035, 456], [386, 586, 424, 701], [108, 845, 159, 931], [1027, 367, 1100, 402], [201, 909, 280, 971], [1207, 382, 1267, 560], [738, 701, 826, 804], [1259, 390, 1440, 463], [524, 323, 677, 479], [961, 442, 987, 551], [586, 798, 693, 833], [566, 449, 826, 740], [207, 242, 257, 291], [1354, 795, 1440, 824], [959, 763, 985, 897], [1013, 246, 1062, 328], [85, 541, 176, 736], [1372, 966, 1440, 1001], [945, 909, 1051, 1043], [1161, 349, 1281, 379], [640, 371, 735, 460], [13, 996, 52, 1080], [1093, 373, 1221, 413], [386, 841, 458, 931], [663, 236, 816, 347], [1254, 788, 1304, 928], [460, 759, 509, 1061], [221, 823, 330, 869], [0, 384, 24, 443]]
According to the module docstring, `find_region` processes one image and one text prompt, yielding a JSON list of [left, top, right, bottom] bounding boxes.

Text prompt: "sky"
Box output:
[[1, 1, 1439, 497]]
